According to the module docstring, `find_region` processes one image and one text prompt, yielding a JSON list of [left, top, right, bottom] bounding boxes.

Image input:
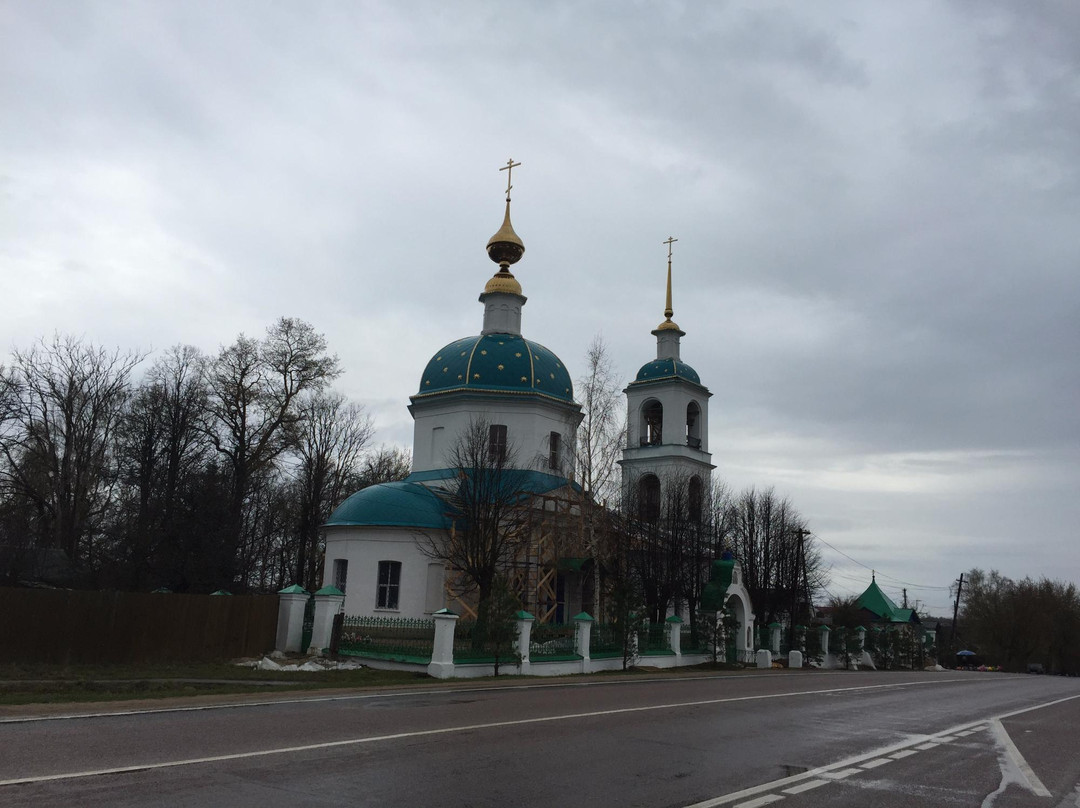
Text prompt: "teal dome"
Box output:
[[633, 358, 701, 385], [325, 481, 451, 530], [415, 333, 574, 403]]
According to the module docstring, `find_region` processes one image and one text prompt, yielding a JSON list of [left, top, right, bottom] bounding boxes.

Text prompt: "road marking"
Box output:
[[860, 758, 891, 769], [782, 780, 826, 794], [0, 679, 974, 788], [936, 735, 956, 742], [0, 669, 894, 725], [822, 767, 862, 779], [990, 718, 1051, 798], [889, 750, 918, 759], [915, 742, 939, 750], [733, 796, 783, 808], [682, 693, 1080, 808]]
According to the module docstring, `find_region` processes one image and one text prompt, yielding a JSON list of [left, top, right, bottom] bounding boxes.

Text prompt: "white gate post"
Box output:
[[769, 622, 782, 656], [666, 615, 683, 657], [516, 610, 535, 675], [574, 612, 593, 673], [819, 625, 831, 667], [427, 608, 459, 679], [276, 584, 309, 653], [309, 585, 345, 653]]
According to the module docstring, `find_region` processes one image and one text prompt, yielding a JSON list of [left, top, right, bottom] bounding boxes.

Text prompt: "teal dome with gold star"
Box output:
[[632, 357, 701, 386], [414, 333, 574, 403]]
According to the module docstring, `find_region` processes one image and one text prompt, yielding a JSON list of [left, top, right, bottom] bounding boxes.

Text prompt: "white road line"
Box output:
[[733, 795, 784, 808], [0, 679, 966, 788], [0, 670, 879, 725], [890, 750, 918, 759], [782, 780, 826, 795], [915, 742, 940, 750], [860, 758, 891, 769], [682, 693, 1080, 808], [822, 768, 862, 779], [990, 718, 1051, 798]]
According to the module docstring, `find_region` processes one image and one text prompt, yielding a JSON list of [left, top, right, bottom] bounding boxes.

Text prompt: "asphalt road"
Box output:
[[1, 670, 1078, 807]]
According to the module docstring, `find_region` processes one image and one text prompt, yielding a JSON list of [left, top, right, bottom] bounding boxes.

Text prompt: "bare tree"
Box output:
[[205, 318, 339, 588], [0, 335, 144, 573], [427, 417, 533, 615], [574, 334, 624, 616], [291, 392, 373, 589], [357, 444, 412, 488]]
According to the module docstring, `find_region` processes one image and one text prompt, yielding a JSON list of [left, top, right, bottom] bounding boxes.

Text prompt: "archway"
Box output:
[[640, 399, 663, 445]]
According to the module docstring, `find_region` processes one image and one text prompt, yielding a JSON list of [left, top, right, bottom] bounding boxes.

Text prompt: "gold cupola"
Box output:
[[484, 159, 525, 296]]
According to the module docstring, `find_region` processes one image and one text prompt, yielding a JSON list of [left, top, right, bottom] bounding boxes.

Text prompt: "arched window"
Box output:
[[641, 400, 663, 446], [686, 401, 701, 449], [688, 475, 703, 522], [638, 474, 661, 522]]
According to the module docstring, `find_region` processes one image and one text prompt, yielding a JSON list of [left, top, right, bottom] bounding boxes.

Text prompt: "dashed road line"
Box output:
[[782, 780, 826, 795], [822, 767, 862, 779], [890, 749, 918, 759], [860, 758, 891, 769], [915, 742, 940, 750]]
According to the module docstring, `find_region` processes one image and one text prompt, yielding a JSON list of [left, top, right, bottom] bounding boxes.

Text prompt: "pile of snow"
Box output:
[[924, 664, 946, 671], [236, 656, 366, 672]]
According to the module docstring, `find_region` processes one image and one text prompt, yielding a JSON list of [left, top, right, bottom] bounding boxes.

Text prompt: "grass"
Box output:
[[0, 660, 431, 705]]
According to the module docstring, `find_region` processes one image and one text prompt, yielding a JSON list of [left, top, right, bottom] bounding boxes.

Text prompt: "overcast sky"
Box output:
[[3, 1, 1078, 611]]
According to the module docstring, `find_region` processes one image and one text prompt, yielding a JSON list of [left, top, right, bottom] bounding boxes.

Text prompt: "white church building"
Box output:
[[320, 167, 754, 654]]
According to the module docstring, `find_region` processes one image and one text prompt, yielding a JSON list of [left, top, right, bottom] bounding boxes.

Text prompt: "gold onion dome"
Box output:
[[484, 269, 522, 295], [486, 199, 525, 267]]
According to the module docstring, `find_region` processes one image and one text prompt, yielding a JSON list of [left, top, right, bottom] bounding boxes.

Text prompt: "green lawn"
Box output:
[[0, 661, 430, 705]]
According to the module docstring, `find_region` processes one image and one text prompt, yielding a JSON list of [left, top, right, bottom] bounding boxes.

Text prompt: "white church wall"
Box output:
[[625, 383, 710, 453], [411, 397, 580, 474], [324, 526, 445, 618]]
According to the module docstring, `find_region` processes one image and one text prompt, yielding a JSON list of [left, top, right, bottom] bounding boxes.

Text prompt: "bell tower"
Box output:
[[619, 237, 714, 521]]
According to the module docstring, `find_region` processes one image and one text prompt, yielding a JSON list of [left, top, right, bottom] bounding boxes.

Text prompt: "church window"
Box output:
[[332, 559, 348, 593], [641, 400, 663, 445], [549, 432, 561, 470], [488, 424, 508, 463], [688, 476, 703, 523], [638, 474, 661, 522], [686, 401, 702, 449], [376, 561, 401, 609]]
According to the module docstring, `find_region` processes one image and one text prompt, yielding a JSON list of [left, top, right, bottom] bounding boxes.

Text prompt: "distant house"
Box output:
[[855, 574, 921, 626]]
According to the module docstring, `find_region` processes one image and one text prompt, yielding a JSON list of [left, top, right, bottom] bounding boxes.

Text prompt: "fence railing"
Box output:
[[590, 623, 623, 659], [680, 625, 710, 654], [530, 623, 579, 661], [337, 615, 435, 663], [640, 623, 672, 656]]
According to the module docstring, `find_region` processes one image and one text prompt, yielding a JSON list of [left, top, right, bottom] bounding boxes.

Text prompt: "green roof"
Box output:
[[325, 480, 452, 529], [413, 333, 575, 403], [631, 358, 702, 386], [325, 470, 579, 530], [856, 578, 918, 623]]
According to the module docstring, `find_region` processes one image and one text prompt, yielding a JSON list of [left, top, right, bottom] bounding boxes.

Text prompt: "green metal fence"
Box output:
[[640, 623, 672, 656], [680, 624, 710, 654], [529, 623, 579, 661], [337, 615, 435, 663], [590, 623, 623, 659]]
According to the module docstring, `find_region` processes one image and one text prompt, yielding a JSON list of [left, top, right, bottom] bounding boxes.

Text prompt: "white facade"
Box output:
[[324, 527, 446, 617]]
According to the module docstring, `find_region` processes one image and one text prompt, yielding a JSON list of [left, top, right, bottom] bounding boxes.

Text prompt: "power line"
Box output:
[[813, 533, 953, 591]]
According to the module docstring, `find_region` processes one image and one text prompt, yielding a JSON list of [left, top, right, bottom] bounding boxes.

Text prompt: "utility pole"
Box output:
[[949, 572, 964, 652], [903, 588, 908, 609]]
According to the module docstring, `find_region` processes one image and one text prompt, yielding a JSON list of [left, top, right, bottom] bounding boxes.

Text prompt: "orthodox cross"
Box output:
[[500, 158, 521, 200], [663, 235, 678, 261]]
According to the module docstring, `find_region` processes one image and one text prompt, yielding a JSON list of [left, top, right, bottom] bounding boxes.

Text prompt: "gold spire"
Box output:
[[656, 235, 681, 331], [484, 158, 525, 295]]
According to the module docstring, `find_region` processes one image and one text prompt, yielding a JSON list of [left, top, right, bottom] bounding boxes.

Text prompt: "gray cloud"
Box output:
[[2, 0, 1077, 602]]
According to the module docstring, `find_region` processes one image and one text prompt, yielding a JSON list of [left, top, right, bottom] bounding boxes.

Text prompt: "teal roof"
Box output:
[[325, 480, 452, 529], [632, 358, 701, 385], [856, 579, 919, 624], [414, 333, 574, 403], [325, 470, 578, 530]]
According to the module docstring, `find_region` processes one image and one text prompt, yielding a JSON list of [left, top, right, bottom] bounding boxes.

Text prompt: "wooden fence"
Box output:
[[0, 588, 278, 664]]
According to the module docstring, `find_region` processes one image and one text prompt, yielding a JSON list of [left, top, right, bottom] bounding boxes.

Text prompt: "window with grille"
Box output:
[[549, 431, 561, 470], [332, 559, 348, 593], [488, 424, 508, 463], [376, 560, 401, 609]]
